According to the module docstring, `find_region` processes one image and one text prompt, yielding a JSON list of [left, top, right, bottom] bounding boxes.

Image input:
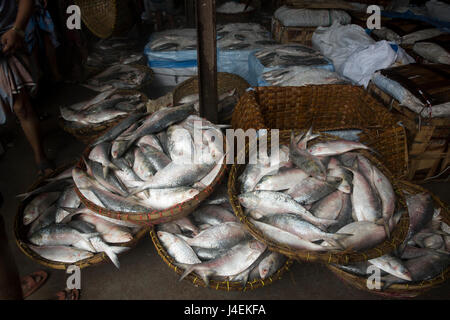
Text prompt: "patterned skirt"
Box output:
[[0, 53, 37, 124]]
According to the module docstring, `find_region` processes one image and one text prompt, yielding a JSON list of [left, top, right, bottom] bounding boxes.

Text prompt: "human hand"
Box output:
[[1, 29, 24, 55]]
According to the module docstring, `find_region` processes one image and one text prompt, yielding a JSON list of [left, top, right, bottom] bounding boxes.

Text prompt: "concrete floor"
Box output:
[[0, 81, 449, 300]]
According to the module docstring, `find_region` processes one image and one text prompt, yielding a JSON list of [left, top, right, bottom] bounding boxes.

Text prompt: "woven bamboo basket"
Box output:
[[172, 72, 251, 123], [231, 85, 409, 179], [74, 144, 228, 227], [328, 180, 450, 298], [74, 0, 135, 39], [367, 64, 450, 182], [59, 89, 149, 145], [271, 17, 317, 46], [228, 130, 410, 265], [149, 227, 294, 291], [14, 163, 148, 270]]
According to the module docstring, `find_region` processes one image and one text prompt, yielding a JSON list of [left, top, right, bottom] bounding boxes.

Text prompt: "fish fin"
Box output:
[[103, 165, 110, 178], [16, 192, 31, 200], [325, 238, 346, 250], [375, 218, 391, 239], [58, 207, 80, 224]]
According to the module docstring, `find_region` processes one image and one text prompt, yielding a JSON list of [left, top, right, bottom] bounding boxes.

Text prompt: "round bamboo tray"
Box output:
[[328, 180, 450, 298], [231, 85, 408, 179], [172, 72, 251, 123], [228, 130, 410, 265], [74, 145, 228, 227], [75, 0, 135, 39], [59, 89, 149, 145], [14, 163, 148, 270], [149, 227, 294, 291]]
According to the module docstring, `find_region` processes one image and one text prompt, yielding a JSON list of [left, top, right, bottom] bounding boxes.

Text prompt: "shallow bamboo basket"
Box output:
[[14, 163, 148, 270], [231, 85, 409, 179], [328, 180, 450, 298], [172, 72, 250, 123], [149, 227, 294, 291], [228, 130, 410, 265], [59, 89, 149, 145], [75, 0, 135, 39]]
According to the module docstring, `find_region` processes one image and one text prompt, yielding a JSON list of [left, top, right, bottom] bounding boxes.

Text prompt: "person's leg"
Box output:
[[43, 34, 62, 82], [12, 90, 51, 174]]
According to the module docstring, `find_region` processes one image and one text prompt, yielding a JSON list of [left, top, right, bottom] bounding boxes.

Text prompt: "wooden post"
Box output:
[[196, 0, 218, 123]]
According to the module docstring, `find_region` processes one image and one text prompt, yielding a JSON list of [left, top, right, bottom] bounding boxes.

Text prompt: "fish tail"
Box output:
[[111, 246, 130, 255], [178, 263, 197, 282], [103, 245, 121, 269]]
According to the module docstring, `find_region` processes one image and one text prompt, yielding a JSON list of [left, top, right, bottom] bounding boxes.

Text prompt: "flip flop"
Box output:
[[21, 270, 48, 299], [54, 288, 80, 300], [37, 160, 55, 178]]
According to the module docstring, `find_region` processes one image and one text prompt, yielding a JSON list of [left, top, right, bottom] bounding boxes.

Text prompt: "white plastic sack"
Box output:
[[413, 42, 450, 64], [274, 6, 351, 27], [312, 23, 412, 87], [426, 0, 450, 22]]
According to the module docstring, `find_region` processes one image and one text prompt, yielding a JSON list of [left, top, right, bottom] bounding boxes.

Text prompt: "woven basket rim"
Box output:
[[14, 162, 149, 270], [149, 227, 294, 291], [228, 130, 410, 264], [75, 142, 228, 226], [327, 180, 450, 297], [172, 72, 250, 105]]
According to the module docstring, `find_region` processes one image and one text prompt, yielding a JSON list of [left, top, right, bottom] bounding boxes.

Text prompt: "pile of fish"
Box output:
[[148, 29, 198, 52], [176, 88, 241, 122], [217, 23, 275, 51], [60, 89, 146, 127], [74, 104, 225, 214], [237, 129, 400, 253], [19, 167, 142, 268], [148, 24, 273, 52], [84, 64, 152, 92], [334, 191, 450, 289], [86, 37, 145, 69], [254, 44, 330, 68], [262, 66, 345, 86], [156, 184, 287, 286]]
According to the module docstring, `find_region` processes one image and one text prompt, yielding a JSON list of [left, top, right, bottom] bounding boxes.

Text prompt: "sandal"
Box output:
[[37, 160, 55, 178], [21, 270, 48, 299], [54, 288, 80, 300]]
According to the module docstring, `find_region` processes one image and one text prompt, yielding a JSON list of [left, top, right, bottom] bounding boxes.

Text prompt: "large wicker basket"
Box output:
[[367, 64, 450, 182], [149, 227, 294, 291], [14, 163, 148, 270], [59, 89, 149, 145], [172, 72, 251, 123], [231, 85, 409, 178], [228, 130, 410, 265], [75, 0, 135, 39], [74, 146, 228, 227], [327, 180, 450, 298]]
